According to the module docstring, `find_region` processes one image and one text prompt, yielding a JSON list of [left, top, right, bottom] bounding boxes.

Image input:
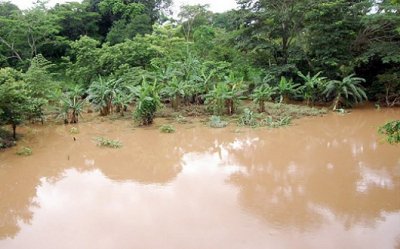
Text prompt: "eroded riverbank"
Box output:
[[0, 107, 399, 249]]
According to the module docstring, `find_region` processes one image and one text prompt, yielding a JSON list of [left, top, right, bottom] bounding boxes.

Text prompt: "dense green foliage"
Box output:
[[379, 120, 400, 144], [0, 0, 399, 142]]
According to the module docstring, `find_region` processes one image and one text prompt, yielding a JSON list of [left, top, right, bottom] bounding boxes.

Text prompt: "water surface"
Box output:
[[0, 107, 399, 249]]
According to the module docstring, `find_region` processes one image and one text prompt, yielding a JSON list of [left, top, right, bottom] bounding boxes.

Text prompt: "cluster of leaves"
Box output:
[[379, 120, 400, 144]]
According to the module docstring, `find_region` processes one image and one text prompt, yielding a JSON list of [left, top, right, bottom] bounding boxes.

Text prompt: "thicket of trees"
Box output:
[[0, 0, 399, 141]]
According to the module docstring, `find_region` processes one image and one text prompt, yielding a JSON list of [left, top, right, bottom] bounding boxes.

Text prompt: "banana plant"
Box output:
[[87, 76, 123, 116], [205, 74, 245, 115], [251, 84, 277, 113], [133, 78, 162, 125], [298, 71, 326, 106], [161, 76, 187, 109], [276, 76, 301, 104]]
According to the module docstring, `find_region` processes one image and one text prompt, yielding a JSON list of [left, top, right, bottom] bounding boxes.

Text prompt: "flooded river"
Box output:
[[0, 107, 399, 249]]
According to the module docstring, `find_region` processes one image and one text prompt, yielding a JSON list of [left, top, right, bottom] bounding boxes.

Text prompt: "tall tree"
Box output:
[[237, 0, 308, 74]]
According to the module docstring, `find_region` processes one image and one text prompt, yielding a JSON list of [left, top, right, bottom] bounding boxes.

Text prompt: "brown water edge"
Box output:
[[0, 107, 399, 249]]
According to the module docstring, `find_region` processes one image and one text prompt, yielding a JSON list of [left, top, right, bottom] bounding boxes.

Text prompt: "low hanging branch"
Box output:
[[0, 36, 23, 62]]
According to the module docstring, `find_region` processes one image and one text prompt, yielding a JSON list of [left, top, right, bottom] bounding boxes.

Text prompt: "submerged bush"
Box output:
[[16, 147, 32, 156], [379, 120, 400, 144], [96, 137, 122, 148], [160, 124, 176, 133], [209, 115, 228, 128]]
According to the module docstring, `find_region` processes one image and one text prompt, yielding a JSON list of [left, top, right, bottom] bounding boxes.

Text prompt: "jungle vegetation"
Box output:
[[0, 0, 399, 147]]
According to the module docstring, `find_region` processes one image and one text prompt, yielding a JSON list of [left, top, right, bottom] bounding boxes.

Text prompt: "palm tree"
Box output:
[[251, 84, 276, 113], [323, 74, 367, 110]]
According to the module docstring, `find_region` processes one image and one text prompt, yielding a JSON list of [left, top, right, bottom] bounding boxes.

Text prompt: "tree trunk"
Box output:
[[172, 95, 180, 110], [225, 99, 234, 115], [333, 95, 341, 111], [12, 124, 16, 140], [259, 101, 265, 113]]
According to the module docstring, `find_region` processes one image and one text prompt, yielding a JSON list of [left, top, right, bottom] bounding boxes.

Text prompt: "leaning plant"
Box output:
[[323, 74, 367, 110]]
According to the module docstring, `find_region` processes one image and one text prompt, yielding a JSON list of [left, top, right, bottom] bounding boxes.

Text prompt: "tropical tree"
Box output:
[[298, 71, 326, 106], [0, 68, 30, 139], [323, 74, 367, 110], [251, 84, 276, 113], [276, 76, 301, 104]]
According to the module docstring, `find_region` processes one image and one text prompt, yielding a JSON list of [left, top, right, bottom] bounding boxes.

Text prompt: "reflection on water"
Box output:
[[0, 108, 399, 249]]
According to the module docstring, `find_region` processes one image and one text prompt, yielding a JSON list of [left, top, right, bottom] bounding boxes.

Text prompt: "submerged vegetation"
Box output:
[[0, 0, 399, 147], [16, 146, 32, 156], [379, 120, 400, 144], [96, 137, 123, 148], [160, 124, 176, 133]]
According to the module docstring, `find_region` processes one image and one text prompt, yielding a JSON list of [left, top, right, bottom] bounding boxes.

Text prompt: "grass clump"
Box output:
[[265, 102, 326, 119], [16, 147, 32, 156], [263, 116, 292, 128], [379, 120, 400, 144], [160, 124, 176, 133], [209, 115, 228, 128], [96, 137, 122, 148]]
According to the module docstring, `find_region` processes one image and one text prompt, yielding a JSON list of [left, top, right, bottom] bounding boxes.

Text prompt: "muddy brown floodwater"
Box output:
[[0, 107, 399, 249]]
